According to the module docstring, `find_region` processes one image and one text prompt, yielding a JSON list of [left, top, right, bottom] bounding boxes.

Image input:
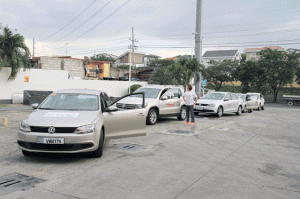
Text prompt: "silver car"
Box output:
[[18, 89, 147, 157], [237, 94, 259, 113], [116, 85, 187, 125], [194, 92, 243, 117], [246, 93, 265, 110]]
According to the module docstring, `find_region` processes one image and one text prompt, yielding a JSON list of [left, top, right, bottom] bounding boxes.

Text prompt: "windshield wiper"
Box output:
[[38, 108, 54, 110]]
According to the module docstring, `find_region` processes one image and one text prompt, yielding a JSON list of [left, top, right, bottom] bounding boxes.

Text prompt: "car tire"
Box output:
[[257, 103, 261, 111], [288, 101, 294, 106], [177, 106, 187, 120], [146, 108, 158, 125], [261, 105, 265, 110], [248, 109, 253, 113], [216, 106, 223, 117], [92, 129, 104, 158], [236, 106, 242, 115], [22, 150, 33, 157]]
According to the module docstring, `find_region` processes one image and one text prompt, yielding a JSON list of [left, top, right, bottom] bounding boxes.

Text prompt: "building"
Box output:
[[116, 51, 145, 67], [202, 50, 241, 66], [244, 46, 285, 61], [143, 54, 161, 66], [30, 56, 110, 79]]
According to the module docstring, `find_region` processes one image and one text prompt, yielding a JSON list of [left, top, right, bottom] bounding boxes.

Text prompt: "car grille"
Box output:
[[116, 103, 136, 109], [30, 126, 77, 133], [196, 103, 208, 106], [18, 141, 94, 151]]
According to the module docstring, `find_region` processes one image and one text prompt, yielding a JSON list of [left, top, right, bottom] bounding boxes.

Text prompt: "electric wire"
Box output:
[[41, 0, 97, 41]]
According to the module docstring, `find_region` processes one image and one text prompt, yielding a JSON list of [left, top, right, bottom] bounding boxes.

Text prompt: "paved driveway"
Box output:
[[0, 104, 299, 198]]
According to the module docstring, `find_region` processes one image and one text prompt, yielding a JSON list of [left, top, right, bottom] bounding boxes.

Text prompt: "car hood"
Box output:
[[197, 99, 223, 104], [25, 109, 100, 127], [117, 97, 155, 105]]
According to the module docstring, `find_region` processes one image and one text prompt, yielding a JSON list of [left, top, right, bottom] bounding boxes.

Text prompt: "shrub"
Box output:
[[128, 84, 142, 93]]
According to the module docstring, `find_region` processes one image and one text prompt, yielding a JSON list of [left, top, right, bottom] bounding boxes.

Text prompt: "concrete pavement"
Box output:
[[0, 104, 299, 198]]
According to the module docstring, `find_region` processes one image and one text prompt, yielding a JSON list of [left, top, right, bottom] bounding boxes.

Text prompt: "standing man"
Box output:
[[183, 84, 198, 125]]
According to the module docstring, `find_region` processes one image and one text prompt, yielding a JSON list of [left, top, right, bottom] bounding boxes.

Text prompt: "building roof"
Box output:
[[244, 46, 284, 52], [165, 57, 177, 60], [118, 51, 145, 59], [202, 50, 239, 58], [144, 54, 161, 58]]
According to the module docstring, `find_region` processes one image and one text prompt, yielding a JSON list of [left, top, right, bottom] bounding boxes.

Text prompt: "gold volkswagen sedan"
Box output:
[[18, 89, 146, 158]]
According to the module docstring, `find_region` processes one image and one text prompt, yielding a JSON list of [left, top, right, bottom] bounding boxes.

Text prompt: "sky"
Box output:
[[1, 0, 300, 59]]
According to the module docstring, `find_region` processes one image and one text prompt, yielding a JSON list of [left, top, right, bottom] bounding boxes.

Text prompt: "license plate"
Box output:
[[195, 106, 203, 110], [37, 137, 65, 144]]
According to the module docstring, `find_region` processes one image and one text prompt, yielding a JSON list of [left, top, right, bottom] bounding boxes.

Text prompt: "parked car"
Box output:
[[246, 93, 265, 110], [116, 85, 187, 125], [18, 89, 147, 158], [236, 94, 259, 113], [194, 92, 243, 117]]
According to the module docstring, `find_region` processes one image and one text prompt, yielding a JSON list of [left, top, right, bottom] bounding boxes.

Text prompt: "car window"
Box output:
[[231, 93, 239, 100], [133, 88, 161, 99], [39, 93, 99, 111], [170, 88, 180, 99], [225, 94, 231, 100], [202, 93, 225, 100], [178, 88, 183, 97], [162, 90, 172, 99], [248, 94, 258, 100], [102, 92, 112, 106]]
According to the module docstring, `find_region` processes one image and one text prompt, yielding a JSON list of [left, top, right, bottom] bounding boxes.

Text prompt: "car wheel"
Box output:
[[242, 105, 246, 113], [257, 103, 261, 111], [146, 108, 158, 125], [177, 106, 187, 120], [236, 106, 242, 115], [92, 129, 104, 158], [288, 101, 294, 106], [248, 109, 253, 113], [216, 106, 223, 117], [22, 150, 33, 157]]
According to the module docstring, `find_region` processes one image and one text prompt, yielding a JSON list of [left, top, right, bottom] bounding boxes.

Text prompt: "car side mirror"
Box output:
[[160, 96, 168, 101], [224, 98, 230, 101], [31, 103, 39, 109], [106, 106, 118, 112]]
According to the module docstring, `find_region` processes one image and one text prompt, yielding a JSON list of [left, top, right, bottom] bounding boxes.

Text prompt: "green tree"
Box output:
[[147, 59, 174, 68], [0, 27, 31, 80], [257, 49, 299, 102], [234, 60, 266, 93], [206, 60, 237, 91], [90, 55, 116, 63], [151, 67, 175, 85]]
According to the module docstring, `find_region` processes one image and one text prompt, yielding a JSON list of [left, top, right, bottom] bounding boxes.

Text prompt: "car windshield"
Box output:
[[39, 93, 99, 111], [202, 93, 225, 100], [133, 88, 161, 99], [238, 95, 246, 100]]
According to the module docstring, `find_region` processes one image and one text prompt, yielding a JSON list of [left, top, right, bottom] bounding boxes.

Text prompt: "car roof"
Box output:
[[247, 93, 261, 95], [141, 85, 180, 89], [211, 92, 232, 94], [54, 89, 103, 95]]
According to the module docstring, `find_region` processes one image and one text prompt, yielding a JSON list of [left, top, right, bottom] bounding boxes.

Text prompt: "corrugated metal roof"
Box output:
[[202, 50, 238, 58]]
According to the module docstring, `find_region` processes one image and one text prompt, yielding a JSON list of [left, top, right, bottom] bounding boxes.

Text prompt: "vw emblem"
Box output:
[[48, 126, 56, 134], [122, 104, 126, 109]]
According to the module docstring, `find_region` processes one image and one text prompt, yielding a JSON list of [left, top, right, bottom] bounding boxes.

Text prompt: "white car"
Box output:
[[194, 92, 243, 117], [116, 85, 187, 125], [18, 89, 147, 158], [246, 93, 265, 110], [237, 93, 259, 113]]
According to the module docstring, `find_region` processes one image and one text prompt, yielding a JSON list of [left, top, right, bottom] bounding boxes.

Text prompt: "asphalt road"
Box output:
[[0, 104, 299, 199]]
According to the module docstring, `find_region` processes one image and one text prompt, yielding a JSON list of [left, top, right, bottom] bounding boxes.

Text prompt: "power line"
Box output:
[[55, 0, 114, 42], [76, 0, 132, 40], [42, 0, 97, 41]]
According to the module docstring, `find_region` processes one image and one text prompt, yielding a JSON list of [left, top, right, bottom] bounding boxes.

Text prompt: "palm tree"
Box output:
[[0, 27, 31, 80]]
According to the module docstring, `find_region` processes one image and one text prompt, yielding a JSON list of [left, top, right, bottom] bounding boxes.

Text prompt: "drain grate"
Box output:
[[0, 173, 46, 196], [111, 143, 147, 152], [161, 130, 200, 136]]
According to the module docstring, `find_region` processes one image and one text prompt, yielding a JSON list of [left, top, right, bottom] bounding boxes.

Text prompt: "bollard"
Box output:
[[3, 118, 8, 127]]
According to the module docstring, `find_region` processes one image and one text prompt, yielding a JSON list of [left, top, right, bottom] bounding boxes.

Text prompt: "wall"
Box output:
[[0, 67, 148, 103], [39, 56, 85, 78]]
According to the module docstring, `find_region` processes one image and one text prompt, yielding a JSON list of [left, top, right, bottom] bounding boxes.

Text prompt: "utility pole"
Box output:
[[194, 0, 203, 98], [129, 27, 138, 94], [65, 43, 68, 56], [33, 38, 35, 57]]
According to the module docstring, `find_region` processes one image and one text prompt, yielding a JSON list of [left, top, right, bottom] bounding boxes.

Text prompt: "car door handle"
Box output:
[[138, 113, 145, 116]]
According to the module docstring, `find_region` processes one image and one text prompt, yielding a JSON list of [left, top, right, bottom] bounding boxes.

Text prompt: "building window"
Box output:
[[251, 53, 256, 57]]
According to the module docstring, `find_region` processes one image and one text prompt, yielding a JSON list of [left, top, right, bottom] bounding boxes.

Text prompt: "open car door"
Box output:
[[103, 92, 146, 139]]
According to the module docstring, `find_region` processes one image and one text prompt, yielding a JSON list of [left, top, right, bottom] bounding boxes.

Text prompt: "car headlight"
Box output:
[[74, 124, 95, 134], [20, 121, 31, 132], [208, 104, 215, 107]]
